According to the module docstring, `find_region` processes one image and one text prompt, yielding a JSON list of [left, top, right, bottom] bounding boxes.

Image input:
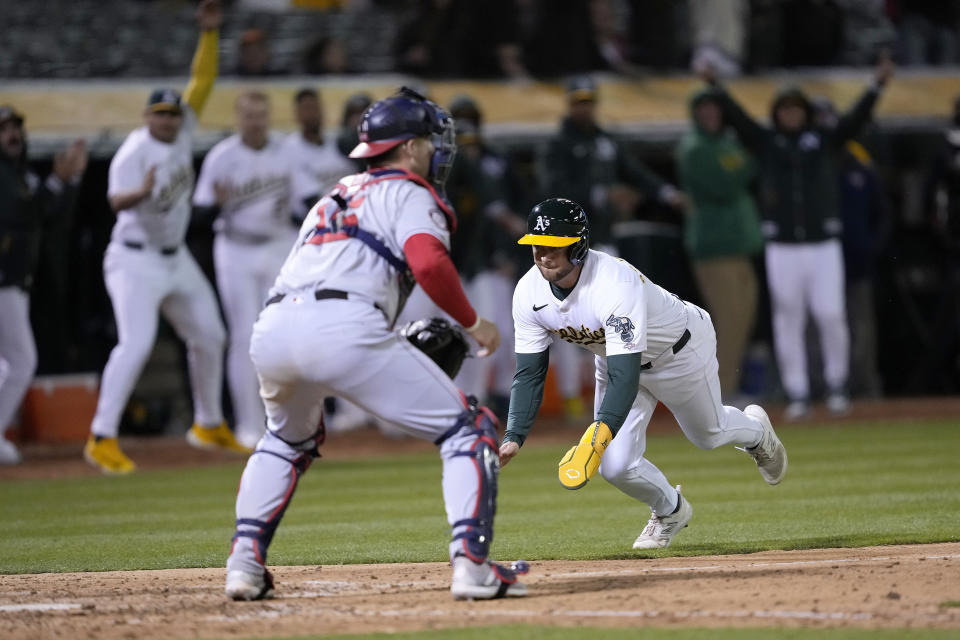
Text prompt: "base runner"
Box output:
[[499, 198, 787, 549]]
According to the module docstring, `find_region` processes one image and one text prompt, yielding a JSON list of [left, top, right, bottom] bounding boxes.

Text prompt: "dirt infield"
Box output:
[[2, 544, 958, 638]]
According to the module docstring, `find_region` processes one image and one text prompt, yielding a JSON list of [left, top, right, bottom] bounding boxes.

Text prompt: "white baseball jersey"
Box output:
[[272, 171, 451, 322], [281, 132, 355, 217], [510, 247, 767, 520], [228, 168, 507, 584], [108, 107, 197, 248], [193, 133, 292, 239], [513, 249, 687, 363]]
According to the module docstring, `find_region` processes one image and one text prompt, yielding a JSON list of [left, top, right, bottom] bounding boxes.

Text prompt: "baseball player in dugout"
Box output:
[[84, 0, 248, 475], [192, 90, 296, 450], [224, 87, 528, 602], [499, 198, 787, 550], [282, 87, 356, 223], [699, 56, 895, 421], [0, 107, 87, 465]]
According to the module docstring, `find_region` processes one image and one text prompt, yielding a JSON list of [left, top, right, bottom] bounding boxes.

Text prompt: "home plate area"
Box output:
[[2, 543, 958, 639]]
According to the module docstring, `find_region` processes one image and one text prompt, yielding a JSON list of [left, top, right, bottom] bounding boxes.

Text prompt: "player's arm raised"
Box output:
[[403, 233, 500, 356], [182, 0, 222, 117]]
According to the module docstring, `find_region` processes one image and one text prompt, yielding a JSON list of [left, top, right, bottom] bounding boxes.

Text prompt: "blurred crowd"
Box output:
[[3, 0, 960, 79]]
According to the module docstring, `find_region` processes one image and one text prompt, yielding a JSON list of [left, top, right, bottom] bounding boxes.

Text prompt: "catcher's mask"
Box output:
[[349, 86, 457, 192], [517, 198, 590, 265]]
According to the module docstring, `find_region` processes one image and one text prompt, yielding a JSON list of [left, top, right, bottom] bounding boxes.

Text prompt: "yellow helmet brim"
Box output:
[[517, 234, 580, 247]]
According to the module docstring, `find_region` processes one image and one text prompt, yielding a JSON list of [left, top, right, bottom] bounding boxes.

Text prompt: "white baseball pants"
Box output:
[[0, 287, 37, 434], [226, 295, 498, 576], [214, 233, 293, 443], [457, 270, 516, 402], [90, 242, 226, 438], [765, 240, 850, 401], [597, 303, 764, 515]]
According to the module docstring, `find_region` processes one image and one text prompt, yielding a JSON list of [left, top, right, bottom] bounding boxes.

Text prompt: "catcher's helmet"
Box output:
[[517, 198, 590, 265], [349, 87, 456, 190]]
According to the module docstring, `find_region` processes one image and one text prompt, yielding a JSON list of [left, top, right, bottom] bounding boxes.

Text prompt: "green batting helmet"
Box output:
[[518, 198, 590, 265]]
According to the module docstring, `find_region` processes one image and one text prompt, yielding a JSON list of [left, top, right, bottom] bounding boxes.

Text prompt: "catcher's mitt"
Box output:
[[402, 317, 469, 379]]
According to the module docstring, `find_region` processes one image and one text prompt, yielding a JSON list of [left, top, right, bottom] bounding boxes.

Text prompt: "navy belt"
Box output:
[[265, 289, 349, 307], [640, 329, 691, 371], [123, 240, 178, 256]]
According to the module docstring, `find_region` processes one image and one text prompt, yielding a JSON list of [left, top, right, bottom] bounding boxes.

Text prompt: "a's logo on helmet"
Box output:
[[533, 216, 551, 232]]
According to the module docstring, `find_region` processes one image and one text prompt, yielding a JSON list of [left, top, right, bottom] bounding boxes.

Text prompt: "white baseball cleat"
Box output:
[[633, 486, 692, 550], [826, 393, 851, 416], [784, 400, 810, 421], [0, 438, 23, 465], [450, 555, 528, 600], [743, 404, 788, 485], [225, 569, 275, 601]]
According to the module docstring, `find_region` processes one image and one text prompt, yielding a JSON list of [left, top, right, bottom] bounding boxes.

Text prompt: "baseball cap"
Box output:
[[146, 88, 183, 114], [566, 76, 597, 102], [0, 105, 24, 126]]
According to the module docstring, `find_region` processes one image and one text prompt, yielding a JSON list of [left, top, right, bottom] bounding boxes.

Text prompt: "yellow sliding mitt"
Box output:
[[558, 421, 613, 490]]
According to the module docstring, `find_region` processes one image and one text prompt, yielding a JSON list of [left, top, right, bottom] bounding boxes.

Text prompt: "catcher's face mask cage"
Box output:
[[428, 103, 457, 192], [518, 197, 590, 265], [349, 87, 457, 192]]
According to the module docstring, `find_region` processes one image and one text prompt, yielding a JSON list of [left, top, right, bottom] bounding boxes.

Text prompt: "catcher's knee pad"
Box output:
[[437, 400, 501, 563]]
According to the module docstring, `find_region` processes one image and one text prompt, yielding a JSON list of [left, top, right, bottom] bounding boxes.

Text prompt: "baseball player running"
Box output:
[[193, 91, 294, 449], [84, 0, 249, 475], [499, 198, 787, 549], [225, 88, 527, 601]]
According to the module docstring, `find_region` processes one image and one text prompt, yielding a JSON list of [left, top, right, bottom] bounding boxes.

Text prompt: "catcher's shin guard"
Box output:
[[436, 399, 501, 563], [558, 420, 613, 489], [228, 429, 321, 573]]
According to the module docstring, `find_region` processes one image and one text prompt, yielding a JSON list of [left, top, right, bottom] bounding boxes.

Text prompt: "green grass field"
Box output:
[[3, 419, 958, 574], [2, 418, 959, 639]]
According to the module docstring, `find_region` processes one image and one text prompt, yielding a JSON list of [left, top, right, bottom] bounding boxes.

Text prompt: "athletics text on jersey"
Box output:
[[193, 133, 293, 239], [513, 250, 687, 362], [108, 108, 198, 248]]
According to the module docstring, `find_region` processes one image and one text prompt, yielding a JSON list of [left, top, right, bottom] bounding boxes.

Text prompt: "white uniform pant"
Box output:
[[214, 233, 292, 442], [0, 287, 37, 434], [765, 240, 849, 401], [457, 270, 515, 401], [226, 296, 494, 575], [90, 242, 226, 438], [597, 303, 764, 515]]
